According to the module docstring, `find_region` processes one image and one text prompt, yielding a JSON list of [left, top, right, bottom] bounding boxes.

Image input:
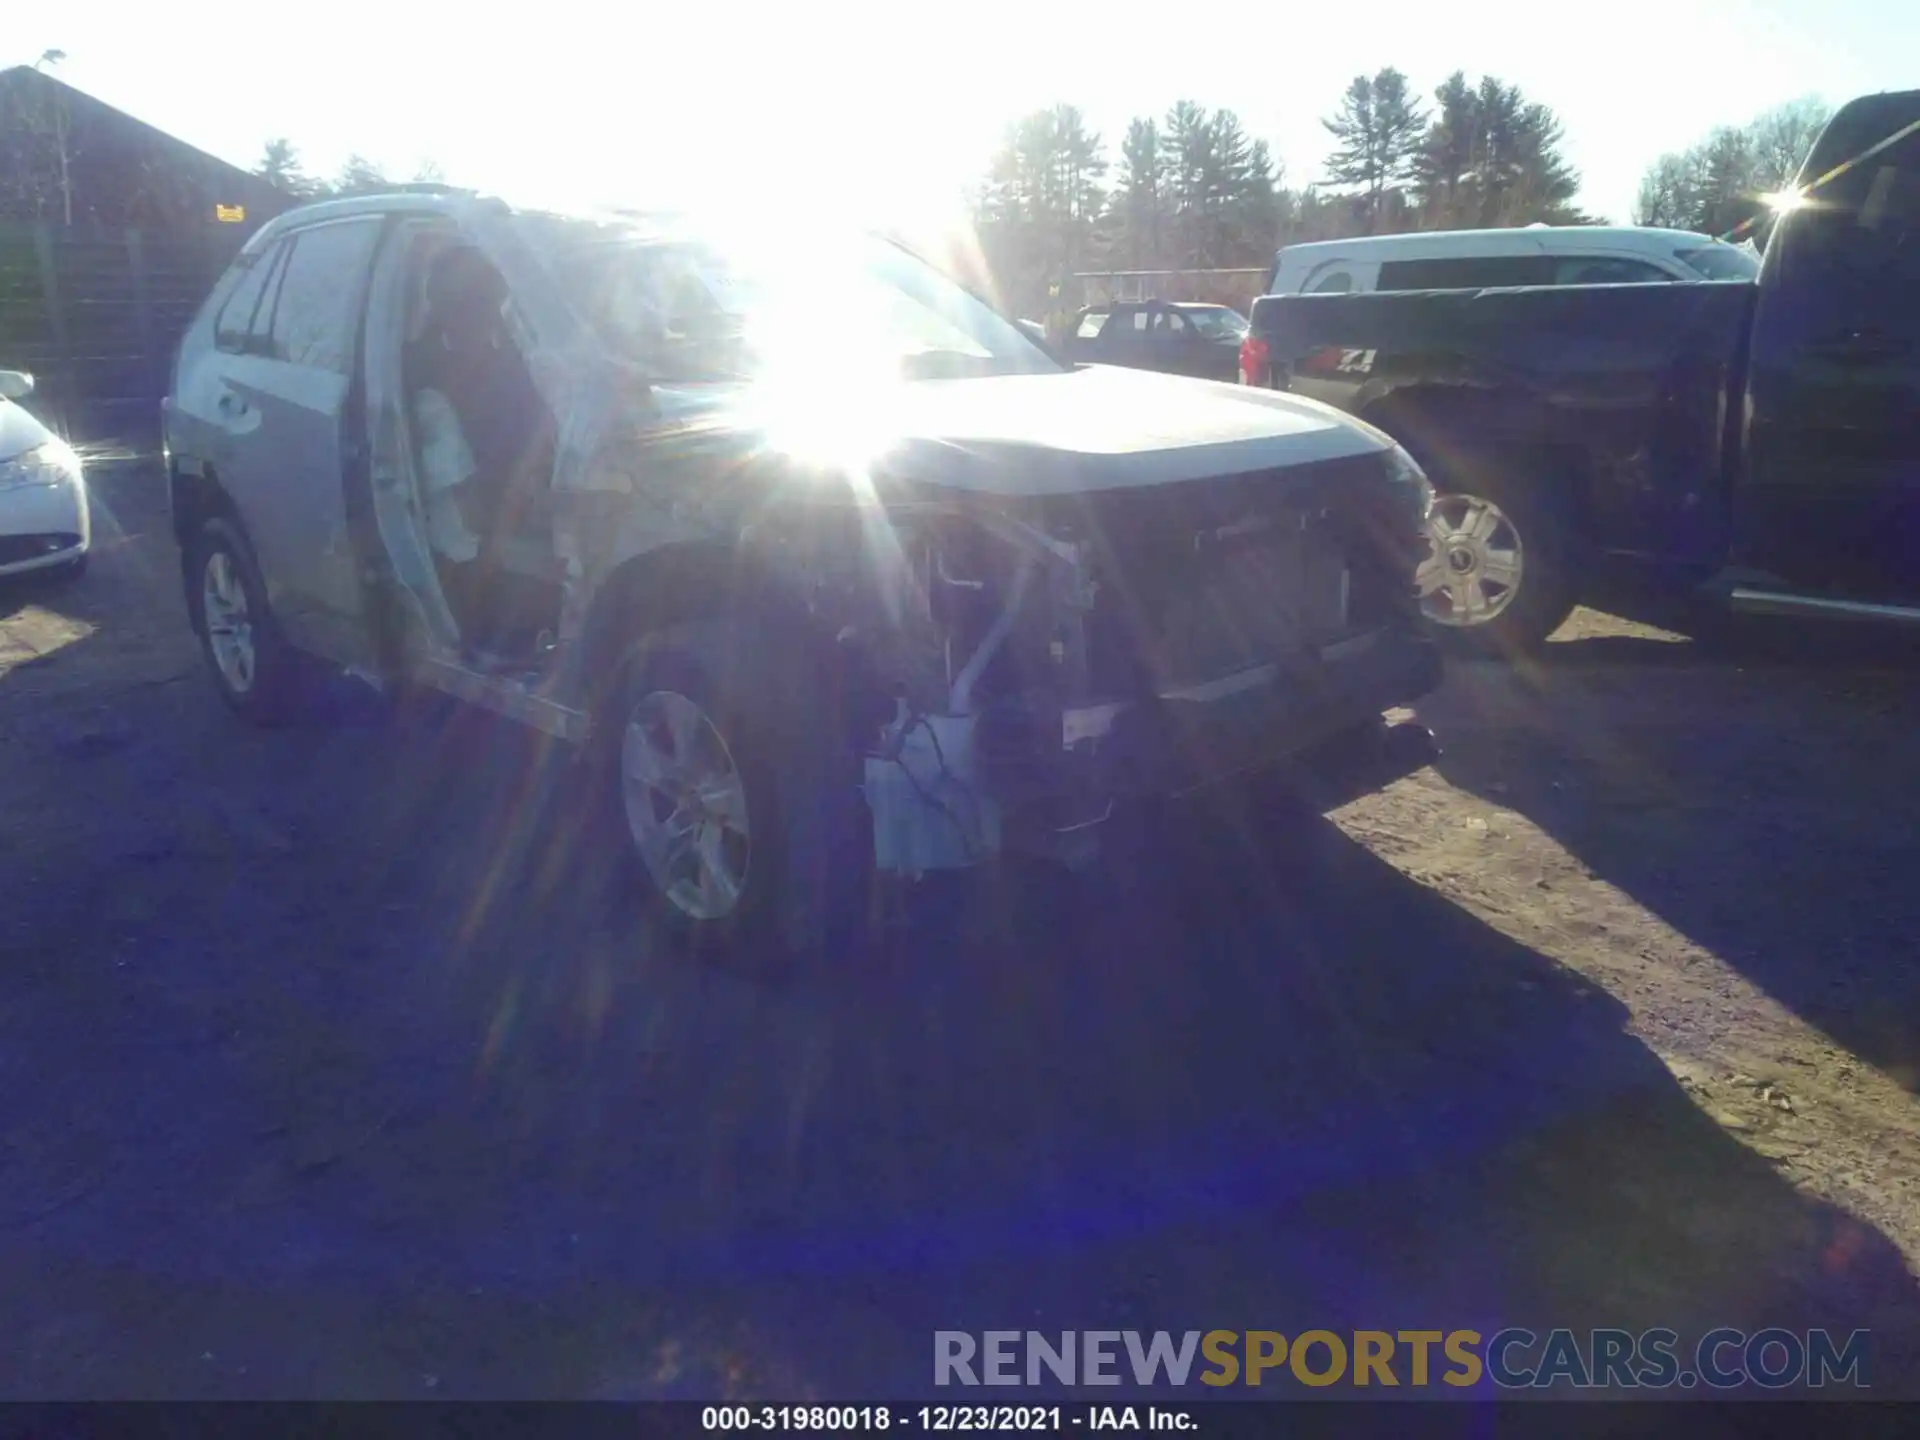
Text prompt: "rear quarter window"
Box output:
[[265, 219, 385, 373], [213, 243, 289, 354], [1550, 257, 1678, 285]]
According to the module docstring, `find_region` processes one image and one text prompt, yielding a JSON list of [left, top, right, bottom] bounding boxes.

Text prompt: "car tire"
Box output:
[[1411, 446, 1580, 659], [186, 516, 306, 724], [599, 618, 873, 978]]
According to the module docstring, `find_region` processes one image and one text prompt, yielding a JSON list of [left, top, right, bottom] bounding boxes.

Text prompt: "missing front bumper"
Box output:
[[864, 626, 1442, 875]]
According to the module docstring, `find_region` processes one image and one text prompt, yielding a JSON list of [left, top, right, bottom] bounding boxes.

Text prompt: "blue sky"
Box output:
[[12, 0, 1918, 231]]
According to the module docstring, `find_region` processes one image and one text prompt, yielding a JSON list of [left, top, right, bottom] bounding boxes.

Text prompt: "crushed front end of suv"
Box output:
[[165, 197, 1442, 963]]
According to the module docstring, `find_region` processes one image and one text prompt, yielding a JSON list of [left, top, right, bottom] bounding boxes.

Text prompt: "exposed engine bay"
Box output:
[[832, 458, 1430, 877]]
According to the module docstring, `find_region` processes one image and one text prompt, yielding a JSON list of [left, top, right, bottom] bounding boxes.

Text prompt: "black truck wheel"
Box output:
[[1412, 451, 1580, 658]]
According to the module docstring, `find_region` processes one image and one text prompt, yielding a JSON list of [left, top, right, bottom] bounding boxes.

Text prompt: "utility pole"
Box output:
[[34, 49, 73, 226]]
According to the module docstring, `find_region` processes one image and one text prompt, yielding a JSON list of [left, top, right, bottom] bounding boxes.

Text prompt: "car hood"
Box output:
[[641, 363, 1391, 498], [0, 400, 54, 466]]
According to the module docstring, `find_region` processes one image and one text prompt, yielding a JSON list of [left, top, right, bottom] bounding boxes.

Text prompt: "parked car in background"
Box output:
[[1263, 225, 1761, 300], [163, 194, 1440, 968], [1242, 88, 1920, 656], [1060, 300, 1248, 381], [0, 370, 90, 581]]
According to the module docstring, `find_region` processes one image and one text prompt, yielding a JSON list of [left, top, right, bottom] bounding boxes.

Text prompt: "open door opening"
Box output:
[[401, 242, 565, 669]]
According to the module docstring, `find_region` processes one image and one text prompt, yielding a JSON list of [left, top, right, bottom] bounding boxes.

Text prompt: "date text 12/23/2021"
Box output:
[[703, 1407, 1190, 1432]]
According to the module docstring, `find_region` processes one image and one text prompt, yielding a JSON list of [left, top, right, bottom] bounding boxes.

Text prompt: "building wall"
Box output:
[[0, 68, 291, 441], [0, 67, 289, 237]]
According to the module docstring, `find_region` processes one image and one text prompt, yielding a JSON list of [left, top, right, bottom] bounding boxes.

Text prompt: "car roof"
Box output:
[[1273, 225, 1724, 267], [234, 189, 501, 257]]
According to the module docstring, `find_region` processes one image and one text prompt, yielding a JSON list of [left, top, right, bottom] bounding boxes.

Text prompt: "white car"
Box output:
[[1265, 225, 1762, 296], [0, 370, 89, 580]]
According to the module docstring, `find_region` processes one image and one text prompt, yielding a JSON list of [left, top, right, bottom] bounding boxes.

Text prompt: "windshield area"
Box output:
[[526, 219, 1062, 384], [1676, 244, 1763, 281], [1183, 306, 1249, 341]]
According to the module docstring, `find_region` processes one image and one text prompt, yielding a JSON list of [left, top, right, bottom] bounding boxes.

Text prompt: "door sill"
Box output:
[[1727, 588, 1920, 625], [416, 656, 588, 742]]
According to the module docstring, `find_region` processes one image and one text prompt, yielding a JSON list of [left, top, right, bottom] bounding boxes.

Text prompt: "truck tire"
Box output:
[[185, 516, 308, 724], [1411, 447, 1580, 658], [598, 618, 873, 978]]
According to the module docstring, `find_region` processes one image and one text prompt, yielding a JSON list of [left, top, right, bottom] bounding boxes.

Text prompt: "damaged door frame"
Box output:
[[359, 211, 595, 743]]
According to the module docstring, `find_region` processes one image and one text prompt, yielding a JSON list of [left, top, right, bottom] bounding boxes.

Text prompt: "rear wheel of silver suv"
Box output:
[[187, 517, 305, 724]]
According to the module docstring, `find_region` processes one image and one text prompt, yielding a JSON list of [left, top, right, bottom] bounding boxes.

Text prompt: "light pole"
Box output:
[[34, 49, 73, 226]]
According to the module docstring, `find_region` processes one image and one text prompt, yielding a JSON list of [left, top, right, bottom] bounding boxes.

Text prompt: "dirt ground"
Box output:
[[3, 459, 1918, 1400]]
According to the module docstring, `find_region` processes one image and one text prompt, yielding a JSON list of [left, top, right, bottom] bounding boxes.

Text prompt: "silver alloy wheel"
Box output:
[[202, 549, 257, 693], [621, 689, 753, 922], [1416, 493, 1525, 627]]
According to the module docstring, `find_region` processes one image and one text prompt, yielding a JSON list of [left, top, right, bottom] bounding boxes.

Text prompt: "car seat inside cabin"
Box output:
[[404, 244, 563, 666]]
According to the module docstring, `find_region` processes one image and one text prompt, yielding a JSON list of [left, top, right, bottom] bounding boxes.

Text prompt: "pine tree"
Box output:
[[1414, 71, 1479, 227], [1412, 73, 1586, 228], [1161, 100, 1214, 267], [332, 154, 390, 197], [253, 137, 316, 198], [1322, 69, 1426, 231], [1112, 117, 1164, 269]]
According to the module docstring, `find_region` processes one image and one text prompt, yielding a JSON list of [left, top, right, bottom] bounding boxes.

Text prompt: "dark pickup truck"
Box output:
[[1242, 89, 1920, 653]]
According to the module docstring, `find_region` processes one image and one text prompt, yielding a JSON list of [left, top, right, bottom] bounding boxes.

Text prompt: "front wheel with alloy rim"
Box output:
[[606, 633, 791, 969], [622, 687, 757, 927], [602, 621, 875, 975], [1413, 472, 1579, 657], [187, 517, 304, 723]]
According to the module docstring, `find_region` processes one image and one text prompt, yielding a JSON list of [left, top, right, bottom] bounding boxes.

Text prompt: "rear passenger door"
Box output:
[[1093, 304, 1156, 369], [1065, 307, 1110, 362], [214, 216, 386, 666]]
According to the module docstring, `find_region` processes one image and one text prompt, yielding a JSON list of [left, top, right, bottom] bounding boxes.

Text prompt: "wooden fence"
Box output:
[[0, 221, 247, 445]]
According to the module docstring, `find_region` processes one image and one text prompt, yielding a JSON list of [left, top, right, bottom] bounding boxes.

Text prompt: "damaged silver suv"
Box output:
[[164, 192, 1441, 963]]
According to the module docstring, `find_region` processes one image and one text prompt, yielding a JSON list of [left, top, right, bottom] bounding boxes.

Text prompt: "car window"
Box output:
[[1184, 307, 1250, 341], [1128, 309, 1154, 331], [266, 219, 384, 373], [1307, 269, 1355, 294], [1551, 257, 1676, 285], [1076, 310, 1109, 339], [214, 242, 287, 354], [1676, 245, 1762, 281], [1161, 309, 1189, 336], [1377, 256, 1555, 290], [1774, 133, 1920, 287]]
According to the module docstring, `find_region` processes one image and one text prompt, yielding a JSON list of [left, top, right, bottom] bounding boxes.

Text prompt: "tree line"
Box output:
[[251, 138, 446, 200], [971, 68, 1594, 313], [244, 82, 1840, 318], [1633, 96, 1831, 239]]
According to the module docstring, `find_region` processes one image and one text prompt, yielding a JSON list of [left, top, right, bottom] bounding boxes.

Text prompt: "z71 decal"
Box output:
[[1303, 346, 1378, 376]]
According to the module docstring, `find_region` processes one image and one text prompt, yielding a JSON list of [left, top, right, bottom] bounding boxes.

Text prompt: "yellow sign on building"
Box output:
[[215, 204, 246, 223]]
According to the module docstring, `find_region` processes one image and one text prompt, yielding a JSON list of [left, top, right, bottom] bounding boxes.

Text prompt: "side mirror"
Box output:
[[0, 370, 34, 401]]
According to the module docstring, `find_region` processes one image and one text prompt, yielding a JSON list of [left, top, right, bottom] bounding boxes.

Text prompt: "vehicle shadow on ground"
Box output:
[[172, 697, 1915, 1398], [1432, 648, 1920, 1098], [6, 471, 1912, 1396]]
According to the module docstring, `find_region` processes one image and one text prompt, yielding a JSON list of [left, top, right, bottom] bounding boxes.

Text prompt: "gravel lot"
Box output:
[[3, 459, 1918, 1399]]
